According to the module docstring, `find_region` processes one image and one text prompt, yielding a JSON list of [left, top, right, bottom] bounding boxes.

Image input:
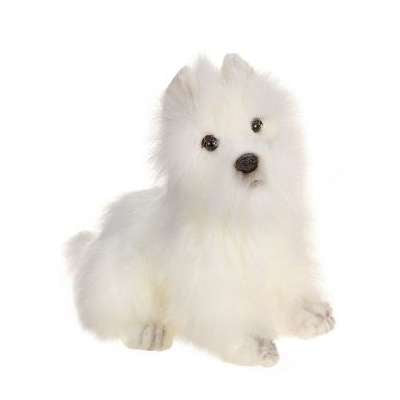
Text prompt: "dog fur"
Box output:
[[67, 54, 334, 366]]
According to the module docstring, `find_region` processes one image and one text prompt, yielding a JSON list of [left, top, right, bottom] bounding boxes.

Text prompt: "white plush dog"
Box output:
[[67, 54, 334, 366]]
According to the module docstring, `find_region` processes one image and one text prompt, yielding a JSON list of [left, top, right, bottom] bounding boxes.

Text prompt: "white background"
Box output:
[[1, 1, 399, 399]]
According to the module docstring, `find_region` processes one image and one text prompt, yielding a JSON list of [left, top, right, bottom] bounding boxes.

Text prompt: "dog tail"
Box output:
[[65, 231, 95, 273]]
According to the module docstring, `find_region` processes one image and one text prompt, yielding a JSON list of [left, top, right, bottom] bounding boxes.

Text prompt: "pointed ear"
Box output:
[[221, 53, 254, 80], [165, 66, 195, 103]]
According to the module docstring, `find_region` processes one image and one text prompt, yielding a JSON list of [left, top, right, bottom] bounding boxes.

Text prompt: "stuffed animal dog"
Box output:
[[67, 54, 334, 366]]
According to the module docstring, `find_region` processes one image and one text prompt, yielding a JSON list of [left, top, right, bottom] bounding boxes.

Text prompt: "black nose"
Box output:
[[235, 153, 258, 174]]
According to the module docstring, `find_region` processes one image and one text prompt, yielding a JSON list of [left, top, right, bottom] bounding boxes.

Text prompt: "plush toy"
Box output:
[[67, 54, 334, 366]]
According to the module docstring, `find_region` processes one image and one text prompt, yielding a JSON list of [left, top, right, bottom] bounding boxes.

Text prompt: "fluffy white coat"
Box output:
[[67, 54, 334, 366]]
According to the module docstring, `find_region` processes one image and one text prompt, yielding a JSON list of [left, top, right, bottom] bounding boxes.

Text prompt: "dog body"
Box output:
[[68, 55, 334, 366]]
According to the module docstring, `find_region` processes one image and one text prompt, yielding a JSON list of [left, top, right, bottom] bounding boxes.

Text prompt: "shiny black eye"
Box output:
[[251, 118, 263, 133], [201, 134, 219, 151]]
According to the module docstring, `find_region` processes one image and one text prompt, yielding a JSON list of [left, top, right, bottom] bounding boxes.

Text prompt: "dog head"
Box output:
[[156, 55, 305, 220]]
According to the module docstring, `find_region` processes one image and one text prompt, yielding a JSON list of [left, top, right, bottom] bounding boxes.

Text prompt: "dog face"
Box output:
[[156, 55, 305, 218]]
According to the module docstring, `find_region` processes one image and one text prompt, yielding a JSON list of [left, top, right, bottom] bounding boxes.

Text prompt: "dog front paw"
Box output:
[[223, 336, 279, 367], [293, 302, 335, 339], [122, 323, 173, 351]]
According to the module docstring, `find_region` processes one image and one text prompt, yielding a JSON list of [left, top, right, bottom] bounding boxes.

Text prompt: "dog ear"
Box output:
[[165, 66, 196, 103], [222, 54, 254, 80]]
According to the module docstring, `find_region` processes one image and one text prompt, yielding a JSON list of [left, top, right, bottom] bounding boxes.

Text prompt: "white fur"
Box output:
[[67, 54, 334, 366]]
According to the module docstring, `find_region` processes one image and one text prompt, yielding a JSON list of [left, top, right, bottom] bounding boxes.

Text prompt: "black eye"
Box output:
[[251, 118, 263, 133], [201, 134, 219, 151]]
